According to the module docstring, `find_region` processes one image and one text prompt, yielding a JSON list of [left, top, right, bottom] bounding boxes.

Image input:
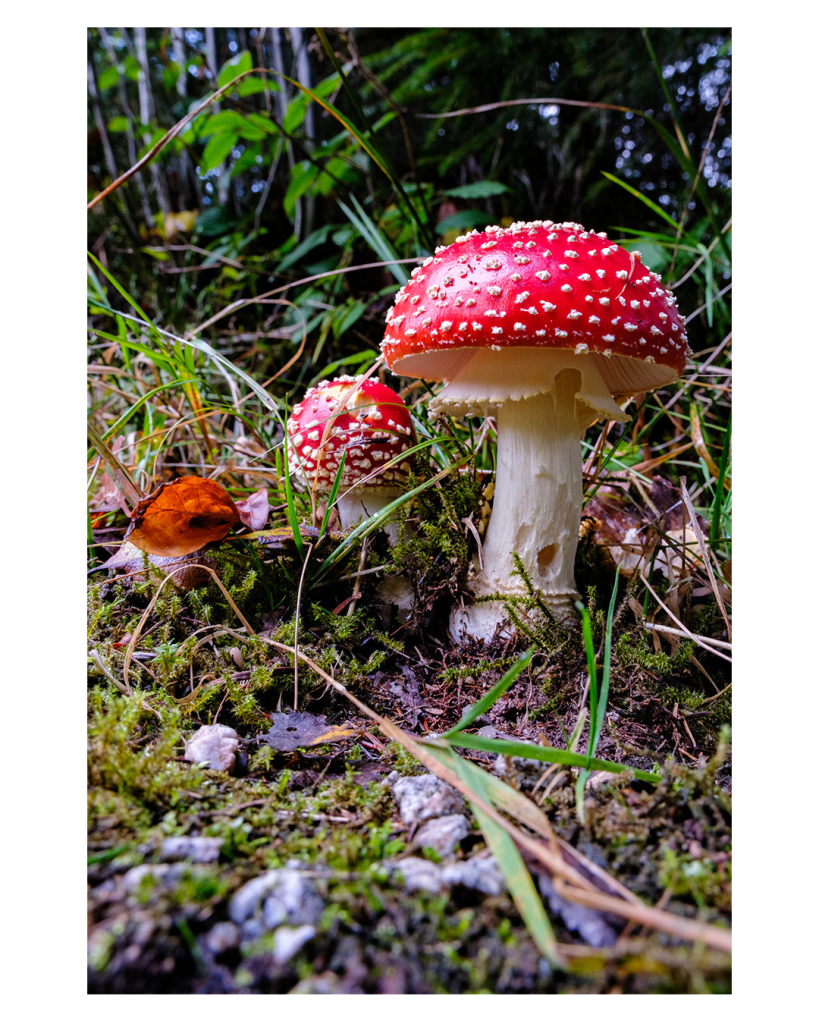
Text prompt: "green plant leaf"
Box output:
[[201, 111, 246, 134], [217, 50, 252, 89], [238, 76, 278, 96], [98, 65, 119, 91], [443, 181, 511, 199], [283, 95, 308, 134], [284, 161, 319, 220], [201, 131, 237, 170]]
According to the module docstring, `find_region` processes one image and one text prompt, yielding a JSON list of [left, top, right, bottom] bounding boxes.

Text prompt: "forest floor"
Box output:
[[87, 504, 731, 995]]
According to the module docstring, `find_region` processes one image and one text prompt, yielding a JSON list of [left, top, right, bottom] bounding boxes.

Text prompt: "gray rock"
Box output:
[[160, 836, 223, 863], [262, 870, 324, 930], [229, 872, 283, 924], [229, 869, 324, 941], [537, 872, 618, 947], [386, 857, 443, 893], [272, 925, 316, 965], [441, 850, 504, 895], [493, 753, 547, 785], [390, 774, 466, 826], [121, 863, 189, 895], [203, 921, 240, 955], [414, 814, 469, 857], [386, 850, 504, 896], [290, 971, 343, 994]]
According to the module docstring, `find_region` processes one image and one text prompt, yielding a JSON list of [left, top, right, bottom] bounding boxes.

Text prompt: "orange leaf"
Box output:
[[124, 476, 240, 557]]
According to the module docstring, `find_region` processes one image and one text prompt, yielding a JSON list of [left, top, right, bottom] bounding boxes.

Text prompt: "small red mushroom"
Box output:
[[287, 375, 415, 538], [381, 219, 689, 640]]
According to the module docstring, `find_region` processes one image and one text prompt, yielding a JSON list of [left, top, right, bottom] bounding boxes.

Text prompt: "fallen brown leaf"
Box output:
[[125, 476, 240, 557]]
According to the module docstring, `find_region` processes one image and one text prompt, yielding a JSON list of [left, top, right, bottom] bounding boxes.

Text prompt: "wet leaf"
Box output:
[[252, 524, 322, 551], [96, 539, 221, 591], [259, 712, 358, 752], [234, 487, 270, 530], [124, 476, 240, 557]]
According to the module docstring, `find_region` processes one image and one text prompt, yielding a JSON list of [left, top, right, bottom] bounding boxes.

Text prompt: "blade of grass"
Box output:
[[449, 748, 563, 967], [679, 482, 732, 643], [432, 732, 660, 784], [338, 197, 409, 285], [86, 421, 142, 505], [282, 433, 306, 561], [99, 378, 196, 442], [573, 601, 599, 821], [93, 304, 279, 415], [318, 451, 348, 540], [312, 448, 471, 580], [592, 566, 620, 756], [432, 744, 641, 906], [601, 171, 686, 235], [314, 28, 433, 249], [710, 409, 732, 549]]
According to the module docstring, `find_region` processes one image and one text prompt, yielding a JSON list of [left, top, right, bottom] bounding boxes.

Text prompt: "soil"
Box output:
[[87, 591, 731, 994]]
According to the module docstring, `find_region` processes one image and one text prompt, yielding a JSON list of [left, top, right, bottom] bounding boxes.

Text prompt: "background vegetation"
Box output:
[[86, 27, 732, 994]]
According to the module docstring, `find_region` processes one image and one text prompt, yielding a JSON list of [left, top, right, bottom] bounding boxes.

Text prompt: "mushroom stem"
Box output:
[[336, 485, 405, 544], [451, 368, 610, 641]]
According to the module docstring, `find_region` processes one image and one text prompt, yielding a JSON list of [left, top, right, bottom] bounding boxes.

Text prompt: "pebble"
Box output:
[[272, 924, 316, 965], [389, 773, 466, 826], [385, 850, 504, 896], [441, 850, 504, 896], [493, 753, 547, 785], [385, 857, 445, 893], [184, 724, 240, 772], [414, 814, 469, 857], [121, 863, 189, 895], [229, 867, 324, 942], [160, 836, 223, 863], [537, 872, 617, 947], [203, 921, 240, 955]]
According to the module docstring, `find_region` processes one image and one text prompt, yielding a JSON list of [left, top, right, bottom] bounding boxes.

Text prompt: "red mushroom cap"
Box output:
[[381, 220, 689, 395], [287, 376, 415, 491]]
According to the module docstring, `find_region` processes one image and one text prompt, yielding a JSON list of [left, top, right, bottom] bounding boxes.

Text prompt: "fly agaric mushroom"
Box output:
[[287, 375, 415, 540], [381, 219, 689, 640]]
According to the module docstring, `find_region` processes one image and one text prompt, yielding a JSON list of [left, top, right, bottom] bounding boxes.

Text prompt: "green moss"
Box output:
[[615, 630, 695, 675]]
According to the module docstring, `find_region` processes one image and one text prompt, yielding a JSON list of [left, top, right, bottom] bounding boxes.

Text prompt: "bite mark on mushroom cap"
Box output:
[[287, 375, 416, 532]]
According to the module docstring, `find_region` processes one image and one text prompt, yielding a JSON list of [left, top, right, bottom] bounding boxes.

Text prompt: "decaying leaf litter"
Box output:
[[87, 28, 731, 995]]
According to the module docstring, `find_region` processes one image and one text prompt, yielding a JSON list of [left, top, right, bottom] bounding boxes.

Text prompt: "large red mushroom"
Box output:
[[287, 375, 415, 540], [381, 219, 689, 640]]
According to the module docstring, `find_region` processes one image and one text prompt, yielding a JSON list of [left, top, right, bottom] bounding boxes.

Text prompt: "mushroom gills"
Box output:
[[427, 348, 629, 424]]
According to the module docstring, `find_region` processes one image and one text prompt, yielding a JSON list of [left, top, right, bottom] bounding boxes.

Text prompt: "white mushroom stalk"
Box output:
[[434, 350, 627, 639]]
